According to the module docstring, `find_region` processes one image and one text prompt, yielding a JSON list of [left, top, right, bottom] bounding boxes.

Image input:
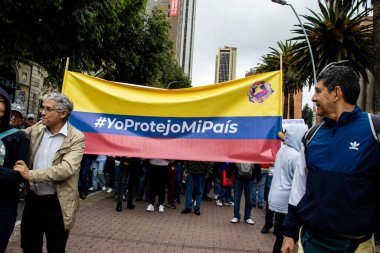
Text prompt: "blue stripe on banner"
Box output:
[[69, 111, 281, 140]]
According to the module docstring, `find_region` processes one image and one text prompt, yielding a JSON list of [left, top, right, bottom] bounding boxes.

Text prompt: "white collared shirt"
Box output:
[[30, 122, 68, 195]]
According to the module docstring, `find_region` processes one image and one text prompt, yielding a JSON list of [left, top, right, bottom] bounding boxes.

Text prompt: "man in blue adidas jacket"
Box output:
[[281, 65, 380, 253]]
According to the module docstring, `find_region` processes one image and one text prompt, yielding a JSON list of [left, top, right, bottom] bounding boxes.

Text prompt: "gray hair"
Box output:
[[42, 93, 74, 118]]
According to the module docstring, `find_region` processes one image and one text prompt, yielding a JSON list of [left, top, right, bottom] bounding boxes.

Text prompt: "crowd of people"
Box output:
[[0, 65, 380, 253]]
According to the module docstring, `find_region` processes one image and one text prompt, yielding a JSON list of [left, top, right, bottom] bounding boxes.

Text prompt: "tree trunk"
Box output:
[[374, 0, 380, 114], [289, 93, 294, 119], [283, 91, 289, 119]]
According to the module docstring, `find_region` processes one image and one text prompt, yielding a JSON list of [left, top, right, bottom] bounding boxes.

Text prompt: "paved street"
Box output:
[[6, 191, 276, 253]]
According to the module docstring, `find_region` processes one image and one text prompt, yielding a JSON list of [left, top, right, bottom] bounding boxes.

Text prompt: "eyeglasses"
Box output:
[[40, 107, 59, 113]]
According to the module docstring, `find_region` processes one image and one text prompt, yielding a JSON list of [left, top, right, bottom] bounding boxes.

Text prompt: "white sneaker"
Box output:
[[214, 194, 219, 200], [224, 201, 235, 206], [106, 188, 113, 193], [88, 187, 94, 191], [158, 205, 165, 213], [230, 217, 239, 223], [146, 204, 154, 212], [245, 218, 255, 225], [216, 200, 223, 206], [102, 186, 107, 191]]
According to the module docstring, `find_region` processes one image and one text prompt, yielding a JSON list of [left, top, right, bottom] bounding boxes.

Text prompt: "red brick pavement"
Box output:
[[6, 191, 275, 253]]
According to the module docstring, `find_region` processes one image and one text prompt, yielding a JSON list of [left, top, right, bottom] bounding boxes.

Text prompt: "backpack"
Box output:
[[304, 113, 380, 144], [236, 163, 253, 180]]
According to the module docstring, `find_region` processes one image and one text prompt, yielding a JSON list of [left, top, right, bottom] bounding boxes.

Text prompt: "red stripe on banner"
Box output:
[[83, 133, 280, 163]]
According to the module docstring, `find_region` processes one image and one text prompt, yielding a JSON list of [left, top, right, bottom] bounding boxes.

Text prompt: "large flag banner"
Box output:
[[62, 70, 282, 163]]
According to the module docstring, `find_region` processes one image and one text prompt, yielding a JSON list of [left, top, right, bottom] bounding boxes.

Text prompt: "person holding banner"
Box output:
[[230, 163, 255, 225], [0, 88, 29, 253], [146, 159, 170, 212], [181, 160, 212, 215], [14, 93, 85, 252]]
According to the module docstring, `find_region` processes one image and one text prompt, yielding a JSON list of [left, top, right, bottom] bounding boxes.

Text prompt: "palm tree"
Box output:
[[256, 40, 303, 119], [290, 0, 373, 88], [324, 0, 380, 114]]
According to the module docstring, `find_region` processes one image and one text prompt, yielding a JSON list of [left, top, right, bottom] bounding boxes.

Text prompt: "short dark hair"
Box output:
[[317, 65, 360, 105]]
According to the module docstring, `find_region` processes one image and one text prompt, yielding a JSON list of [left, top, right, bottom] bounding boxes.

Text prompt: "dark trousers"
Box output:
[[117, 165, 139, 203], [167, 165, 176, 204], [264, 201, 275, 228], [78, 157, 92, 194], [0, 206, 17, 253], [272, 212, 286, 253], [148, 164, 168, 205], [174, 162, 184, 200], [21, 192, 69, 253]]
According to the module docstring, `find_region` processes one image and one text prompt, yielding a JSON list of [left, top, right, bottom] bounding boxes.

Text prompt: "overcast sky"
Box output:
[[191, 0, 321, 106]]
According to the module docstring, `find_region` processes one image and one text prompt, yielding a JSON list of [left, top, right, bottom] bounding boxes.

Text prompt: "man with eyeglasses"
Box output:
[[281, 65, 379, 253], [13, 92, 85, 252]]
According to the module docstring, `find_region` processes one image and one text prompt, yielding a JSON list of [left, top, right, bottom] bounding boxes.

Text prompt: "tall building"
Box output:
[[215, 46, 237, 83], [147, 0, 197, 77]]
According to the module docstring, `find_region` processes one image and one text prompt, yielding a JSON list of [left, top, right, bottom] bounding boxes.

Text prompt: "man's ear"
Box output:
[[334, 86, 343, 102], [60, 110, 68, 120]]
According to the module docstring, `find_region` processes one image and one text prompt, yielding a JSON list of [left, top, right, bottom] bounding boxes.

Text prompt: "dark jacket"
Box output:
[[0, 88, 30, 208], [284, 107, 380, 239], [184, 161, 212, 175]]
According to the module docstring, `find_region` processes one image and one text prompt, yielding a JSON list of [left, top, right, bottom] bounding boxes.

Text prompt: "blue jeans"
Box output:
[[217, 186, 233, 203], [136, 166, 148, 199], [91, 158, 106, 189], [185, 173, 205, 211], [233, 179, 253, 220], [213, 174, 221, 196], [0, 206, 17, 253], [252, 170, 268, 206]]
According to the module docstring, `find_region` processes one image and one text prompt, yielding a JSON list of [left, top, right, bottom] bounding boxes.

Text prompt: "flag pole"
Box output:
[[62, 57, 70, 93], [65, 57, 70, 71]]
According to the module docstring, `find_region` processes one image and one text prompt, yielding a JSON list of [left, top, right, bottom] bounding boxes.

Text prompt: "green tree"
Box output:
[[0, 0, 128, 84], [103, 9, 191, 88], [327, 0, 380, 115], [290, 0, 373, 87], [256, 40, 303, 119], [302, 104, 314, 128], [0, 0, 190, 89]]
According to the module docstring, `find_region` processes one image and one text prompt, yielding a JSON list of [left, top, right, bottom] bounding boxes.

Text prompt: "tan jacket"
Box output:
[[23, 121, 85, 230]]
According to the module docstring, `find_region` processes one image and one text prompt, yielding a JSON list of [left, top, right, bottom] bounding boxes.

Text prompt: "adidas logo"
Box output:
[[349, 141, 360, 150]]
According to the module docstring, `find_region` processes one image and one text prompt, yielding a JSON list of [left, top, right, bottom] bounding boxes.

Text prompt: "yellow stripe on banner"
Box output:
[[62, 70, 282, 117]]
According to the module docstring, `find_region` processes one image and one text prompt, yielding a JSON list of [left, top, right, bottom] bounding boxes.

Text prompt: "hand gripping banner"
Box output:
[[62, 70, 282, 163]]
